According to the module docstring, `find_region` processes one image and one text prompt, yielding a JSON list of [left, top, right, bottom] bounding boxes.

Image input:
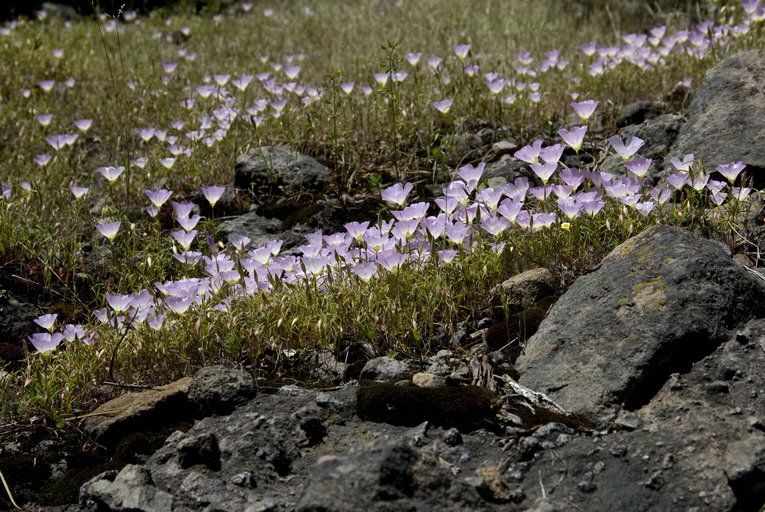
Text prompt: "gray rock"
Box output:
[[493, 267, 556, 310], [484, 155, 534, 188], [359, 356, 412, 382], [187, 365, 256, 416], [668, 49, 765, 181], [177, 432, 221, 470], [489, 139, 519, 160], [724, 436, 765, 501], [218, 210, 281, 247], [42, 2, 80, 21], [616, 100, 668, 128], [517, 225, 765, 425], [412, 371, 446, 388], [81, 378, 192, 443], [80, 465, 173, 512], [234, 146, 330, 195]]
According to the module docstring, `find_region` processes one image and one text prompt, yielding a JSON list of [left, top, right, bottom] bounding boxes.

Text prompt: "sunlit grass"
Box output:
[[0, 0, 762, 423]]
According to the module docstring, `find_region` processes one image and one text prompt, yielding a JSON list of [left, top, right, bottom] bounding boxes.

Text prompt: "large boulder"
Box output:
[[234, 146, 331, 196], [668, 50, 765, 180], [517, 225, 765, 425]]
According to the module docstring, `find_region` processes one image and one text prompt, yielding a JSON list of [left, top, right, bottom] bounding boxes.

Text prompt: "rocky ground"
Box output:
[[2, 42, 765, 512]]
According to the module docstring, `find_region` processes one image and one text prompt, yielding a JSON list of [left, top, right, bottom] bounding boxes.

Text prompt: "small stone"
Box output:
[[510, 488, 526, 503], [645, 471, 664, 490], [577, 472, 597, 493], [315, 392, 341, 409], [717, 354, 748, 381], [231, 471, 256, 488], [662, 454, 676, 469], [245, 499, 280, 512], [609, 445, 628, 457], [593, 461, 605, 474], [360, 357, 411, 382], [490, 139, 518, 158], [278, 384, 305, 396], [406, 421, 429, 447], [412, 372, 446, 388], [614, 410, 640, 430], [443, 428, 463, 447]]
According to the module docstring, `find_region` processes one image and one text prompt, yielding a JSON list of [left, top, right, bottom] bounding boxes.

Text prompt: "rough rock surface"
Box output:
[[81, 378, 192, 443], [187, 366, 256, 416], [493, 267, 556, 310], [517, 224, 765, 425], [234, 145, 330, 196], [484, 155, 535, 188], [359, 356, 414, 382], [75, 316, 765, 511], [669, 49, 765, 179]]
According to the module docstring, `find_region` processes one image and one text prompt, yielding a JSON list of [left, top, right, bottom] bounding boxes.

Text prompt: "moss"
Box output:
[[631, 277, 669, 313]]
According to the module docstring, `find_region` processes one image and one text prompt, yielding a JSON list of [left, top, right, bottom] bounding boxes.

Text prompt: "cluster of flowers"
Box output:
[[21, 96, 753, 353], [6, 0, 762, 190]]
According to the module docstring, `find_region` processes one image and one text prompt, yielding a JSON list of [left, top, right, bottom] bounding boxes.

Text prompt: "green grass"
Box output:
[[0, 0, 762, 423]]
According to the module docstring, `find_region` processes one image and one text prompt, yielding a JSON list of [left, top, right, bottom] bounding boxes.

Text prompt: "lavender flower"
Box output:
[[381, 183, 414, 207], [669, 154, 694, 172], [571, 100, 599, 122], [431, 98, 453, 114], [453, 44, 471, 61], [28, 332, 63, 353], [74, 119, 93, 132], [715, 161, 746, 183], [558, 126, 587, 152], [145, 189, 173, 208], [514, 140, 543, 164], [201, 185, 226, 207], [624, 157, 652, 178], [607, 135, 644, 160], [97, 166, 125, 182], [69, 186, 89, 199], [404, 53, 422, 66], [34, 313, 58, 332], [97, 220, 121, 241]]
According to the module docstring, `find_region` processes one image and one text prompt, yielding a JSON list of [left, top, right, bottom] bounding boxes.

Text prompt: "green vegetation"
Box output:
[[0, 0, 762, 423]]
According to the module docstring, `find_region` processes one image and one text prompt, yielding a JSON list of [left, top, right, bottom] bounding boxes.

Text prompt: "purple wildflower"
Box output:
[[381, 183, 414, 207], [34, 313, 58, 331], [571, 100, 599, 121], [558, 126, 587, 152], [715, 161, 746, 183], [97, 166, 125, 182], [201, 185, 226, 207], [97, 220, 121, 241], [669, 154, 694, 172], [607, 135, 644, 160], [431, 98, 453, 114], [145, 189, 173, 208], [28, 332, 63, 353], [624, 157, 652, 178]]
